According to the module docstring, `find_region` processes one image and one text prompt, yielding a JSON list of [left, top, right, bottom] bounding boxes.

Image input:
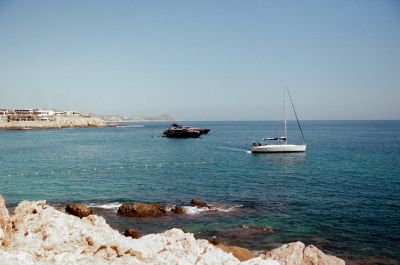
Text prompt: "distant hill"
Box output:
[[98, 114, 176, 122]]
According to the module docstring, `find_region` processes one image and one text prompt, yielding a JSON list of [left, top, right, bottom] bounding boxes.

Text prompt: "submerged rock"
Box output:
[[171, 205, 185, 214], [207, 224, 274, 247], [124, 228, 141, 239], [66, 204, 93, 218], [240, 224, 274, 234], [118, 203, 167, 217], [263, 241, 345, 265], [191, 199, 211, 209]]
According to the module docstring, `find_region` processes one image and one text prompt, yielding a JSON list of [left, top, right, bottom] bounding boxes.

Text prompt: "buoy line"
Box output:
[[0, 160, 226, 178]]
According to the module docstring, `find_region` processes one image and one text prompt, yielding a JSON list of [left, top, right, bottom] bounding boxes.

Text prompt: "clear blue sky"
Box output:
[[0, 0, 399, 120]]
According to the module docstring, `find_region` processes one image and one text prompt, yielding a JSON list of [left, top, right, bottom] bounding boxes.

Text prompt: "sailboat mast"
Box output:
[[283, 80, 287, 143], [286, 83, 306, 144]]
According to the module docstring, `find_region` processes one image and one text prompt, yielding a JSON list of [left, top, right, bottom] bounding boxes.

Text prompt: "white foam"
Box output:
[[89, 202, 122, 210], [87, 202, 242, 215], [182, 206, 209, 215], [181, 204, 242, 215]]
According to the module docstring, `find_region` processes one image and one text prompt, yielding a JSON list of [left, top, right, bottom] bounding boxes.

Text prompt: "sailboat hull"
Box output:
[[251, 144, 306, 153]]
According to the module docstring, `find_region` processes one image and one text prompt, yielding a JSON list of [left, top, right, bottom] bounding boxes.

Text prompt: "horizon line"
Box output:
[[126, 119, 400, 122]]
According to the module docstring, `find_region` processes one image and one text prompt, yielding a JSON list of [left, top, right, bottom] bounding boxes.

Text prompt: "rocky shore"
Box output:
[[0, 195, 345, 265], [0, 116, 106, 130]]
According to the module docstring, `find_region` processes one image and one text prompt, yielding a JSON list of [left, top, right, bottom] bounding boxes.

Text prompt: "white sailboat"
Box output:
[[251, 81, 306, 153]]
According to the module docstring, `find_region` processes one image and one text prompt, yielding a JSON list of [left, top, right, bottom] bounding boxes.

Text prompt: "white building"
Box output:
[[0, 115, 7, 122], [33, 109, 55, 117], [63, 111, 74, 116], [15, 109, 34, 115]]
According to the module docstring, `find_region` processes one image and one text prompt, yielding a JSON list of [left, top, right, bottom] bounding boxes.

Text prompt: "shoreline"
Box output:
[[0, 195, 345, 265], [0, 116, 106, 130], [105, 119, 178, 123]]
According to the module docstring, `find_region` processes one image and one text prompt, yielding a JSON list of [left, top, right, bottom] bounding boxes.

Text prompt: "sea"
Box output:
[[0, 121, 399, 264]]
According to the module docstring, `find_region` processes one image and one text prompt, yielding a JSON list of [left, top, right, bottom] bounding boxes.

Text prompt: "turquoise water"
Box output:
[[1, 121, 399, 263]]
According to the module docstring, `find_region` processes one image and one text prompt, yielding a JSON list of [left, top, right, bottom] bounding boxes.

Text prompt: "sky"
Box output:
[[0, 0, 399, 120]]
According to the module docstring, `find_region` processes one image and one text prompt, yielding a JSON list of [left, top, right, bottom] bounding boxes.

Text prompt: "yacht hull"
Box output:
[[163, 129, 201, 138], [251, 144, 306, 153]]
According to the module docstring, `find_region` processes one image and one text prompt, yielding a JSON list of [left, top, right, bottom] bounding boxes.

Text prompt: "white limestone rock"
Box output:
[[0, 200, 278, 265], [263, 241, 345, 265], [0, 194, 10, 245]]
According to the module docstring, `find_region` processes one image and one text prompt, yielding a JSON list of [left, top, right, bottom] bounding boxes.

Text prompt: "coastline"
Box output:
[[0, 116, 106, 130], [0, 195, 345, 265], [105, 120, 177, 123]]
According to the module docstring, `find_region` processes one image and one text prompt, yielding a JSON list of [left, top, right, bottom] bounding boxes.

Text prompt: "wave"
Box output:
[[182, 206, 210, 214], [88, 202, 122, 211], [85, 202, 242, 215], [178, 204, 242, 215]]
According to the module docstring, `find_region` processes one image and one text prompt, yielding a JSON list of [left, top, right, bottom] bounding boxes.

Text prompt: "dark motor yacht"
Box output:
[[163, 124, 210, 138]]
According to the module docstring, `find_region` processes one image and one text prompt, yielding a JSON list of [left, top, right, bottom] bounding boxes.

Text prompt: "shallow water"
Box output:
[[0, 121, 399, 263]]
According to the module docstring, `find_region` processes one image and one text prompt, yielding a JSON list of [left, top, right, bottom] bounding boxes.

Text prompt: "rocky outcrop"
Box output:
[[263, 241, 345, 265], [0, 195, 9, 230], [0, 116, 106, 130], [0, 199, 279, 264], [118, 203, 167, 217], [217, 244, 256, 262], [191, 199, 211, 209], [0, 196, 345, 265], [171, 205, 185, 214], [0, 194, 10, 245], [66, 204, 93, 218], [58, 116, 106, 128], [124, 228, 141, 239]]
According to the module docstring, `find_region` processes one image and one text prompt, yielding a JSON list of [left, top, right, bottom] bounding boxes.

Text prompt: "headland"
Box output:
[[0, 108, 106, 130], [98, 113, 176, 122]]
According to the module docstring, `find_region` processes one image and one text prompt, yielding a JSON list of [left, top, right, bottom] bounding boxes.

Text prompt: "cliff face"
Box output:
[[0, 195, 345, 265], [0, 116, 106, 130]]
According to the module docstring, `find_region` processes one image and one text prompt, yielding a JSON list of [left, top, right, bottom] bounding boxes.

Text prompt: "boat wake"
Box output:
[[215, 146, 249, 153]]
